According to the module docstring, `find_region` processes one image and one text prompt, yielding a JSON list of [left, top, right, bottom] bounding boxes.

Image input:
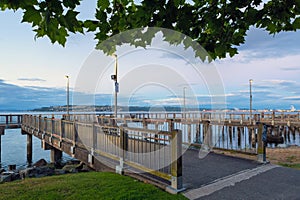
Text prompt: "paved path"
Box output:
[[182, 149, 300, 200]]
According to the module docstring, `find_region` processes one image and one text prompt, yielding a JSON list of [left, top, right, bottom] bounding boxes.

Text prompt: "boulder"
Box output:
[[33, 159, 48, 167], [0, 174, 12, 183], [80, 163, 92, 172], [0, 172, 20, 183], [19, 166, 55, 179], [54, 169, 66, 175], [62, 165, 79, 173], [65, 160, 81, 165], [0, 168, 5, 174]]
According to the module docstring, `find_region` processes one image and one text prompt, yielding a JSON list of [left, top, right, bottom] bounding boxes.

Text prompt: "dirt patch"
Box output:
[[213, 146, 300, 166], [266, 146, 300, 165]]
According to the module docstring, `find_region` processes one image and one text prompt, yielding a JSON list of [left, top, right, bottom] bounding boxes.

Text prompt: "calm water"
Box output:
[[1, 128, 71, 170]]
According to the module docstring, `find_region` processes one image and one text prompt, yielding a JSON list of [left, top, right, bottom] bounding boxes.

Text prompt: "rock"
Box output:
[[0, 168, 5, 174], [33, 159, 48, 167], [62, 164, 78, 173], [80, 163, 92, 172], [0, 172, 21, 183], [0, 174, 12, 183], [8, 165, 16, 171], [46, 163, 56, 169], [65, 159, 81, 165], [19, 166, 55, 179], [76, 162, 84, 170], [54, 169, 66, 175]]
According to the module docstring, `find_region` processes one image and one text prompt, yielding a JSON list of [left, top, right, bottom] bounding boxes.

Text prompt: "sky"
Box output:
[[0, 1, 300, 111]]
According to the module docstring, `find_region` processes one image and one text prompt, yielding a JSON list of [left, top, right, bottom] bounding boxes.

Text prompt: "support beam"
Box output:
[[27, 134, 32, 166], [166, 129, 185, 194], [0, 134, 2, 168], [0, 126, 3, 168], [257, 123, 266, 163], [50, 148, 62, 163]]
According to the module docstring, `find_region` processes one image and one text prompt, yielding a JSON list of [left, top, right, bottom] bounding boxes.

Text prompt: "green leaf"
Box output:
[[84, 20, 98, 32], [21, 6, 42, 26], [293, 18, 300, 29], [64, 10, 80, 32], [95, 9, 107, 21], [57, 27, 68, 46], [97, 0, 110, 11], [63, 0, 81, 9], [174, 0, 184, 7]]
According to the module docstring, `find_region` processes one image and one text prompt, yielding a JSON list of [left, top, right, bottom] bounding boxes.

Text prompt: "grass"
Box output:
[[0, 172, 187, 200], [278, 163, 300, 170]]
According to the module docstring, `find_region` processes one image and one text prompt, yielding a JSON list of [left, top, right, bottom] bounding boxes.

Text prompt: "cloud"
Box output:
[[280, 67, 300, 71], [238, 27, 300, 60], [18, 78, 46, 82], [0, 79, 66, 110], [281, 96, 300, 101]]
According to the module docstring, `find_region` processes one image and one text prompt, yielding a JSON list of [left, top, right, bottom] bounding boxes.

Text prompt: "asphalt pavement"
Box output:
[[182, 149, 300, 200]]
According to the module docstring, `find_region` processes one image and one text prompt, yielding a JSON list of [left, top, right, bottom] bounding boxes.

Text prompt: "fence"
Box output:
[[22, 115, 183, 191]]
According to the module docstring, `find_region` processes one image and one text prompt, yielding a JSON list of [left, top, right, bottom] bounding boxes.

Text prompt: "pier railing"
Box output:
[[22, 115, 183, 191], [0, 115, 22, 134], [0, 114, 22, 125], [63, 111, 300, 151], [21, 112, 300, 190]]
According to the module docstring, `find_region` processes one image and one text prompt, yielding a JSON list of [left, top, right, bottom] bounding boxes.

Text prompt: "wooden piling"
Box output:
[[0, 134, 1, 168], [237, 127, 241, 147], [287, 126, 291, 143], [291, 126, 296, 141], [284, 127, 287, 143], [27, 134, 32, 166], [50, 147, 62, 163], [229, 126, 233, 144], [195, 122, 200, 144], [222, 126, 225, 142]]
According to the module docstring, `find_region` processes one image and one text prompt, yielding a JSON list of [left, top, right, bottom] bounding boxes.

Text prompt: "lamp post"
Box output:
[[65, 75, 70, 117], [111, 54, 118, 120], [249, 79, 253, 125], [183, 87, 187, 119]]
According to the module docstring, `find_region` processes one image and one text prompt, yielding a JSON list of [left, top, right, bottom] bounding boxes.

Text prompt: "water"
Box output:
[[1, 128, 71, 170]]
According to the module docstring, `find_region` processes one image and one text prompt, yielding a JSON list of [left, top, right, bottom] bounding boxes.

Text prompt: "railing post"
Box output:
[[18, 115, 21, 124], [272, 111, 275, 126], [167, 129, 184, 193], [168, 119, 173, 132], [116, 125, 128, 175], [257, 123, 266, 163], [187, 123, 191, 144]]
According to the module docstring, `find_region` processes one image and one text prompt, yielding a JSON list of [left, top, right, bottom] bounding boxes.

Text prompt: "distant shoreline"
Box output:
[[0, 105, 299, 113]]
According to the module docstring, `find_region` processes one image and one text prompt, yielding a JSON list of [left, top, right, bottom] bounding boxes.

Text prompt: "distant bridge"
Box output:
[[1, 112, 300, 193]]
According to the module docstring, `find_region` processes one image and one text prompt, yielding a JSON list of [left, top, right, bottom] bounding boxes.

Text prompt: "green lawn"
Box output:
[[278, 163, 300, 170], [0, 172, 187, 200]]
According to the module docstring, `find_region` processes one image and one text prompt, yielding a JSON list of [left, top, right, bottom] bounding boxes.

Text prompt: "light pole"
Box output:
[[65, 75, 70, 117], [249, 79, 253, 125], [183, 87, 187, 119], [111, 54, 118, 120]]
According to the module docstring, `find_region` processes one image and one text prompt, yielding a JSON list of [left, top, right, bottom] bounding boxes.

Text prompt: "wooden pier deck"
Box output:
[[19, 112, 300, 192], [0, 112, 299, 193]]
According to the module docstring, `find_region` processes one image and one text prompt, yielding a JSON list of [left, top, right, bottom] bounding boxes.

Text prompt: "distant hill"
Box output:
[[31, 105, 200, 112]]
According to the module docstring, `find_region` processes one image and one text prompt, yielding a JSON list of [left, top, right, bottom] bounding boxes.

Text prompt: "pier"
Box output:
[[0, 114, 23, 168], [0, 112, 300, 194]]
